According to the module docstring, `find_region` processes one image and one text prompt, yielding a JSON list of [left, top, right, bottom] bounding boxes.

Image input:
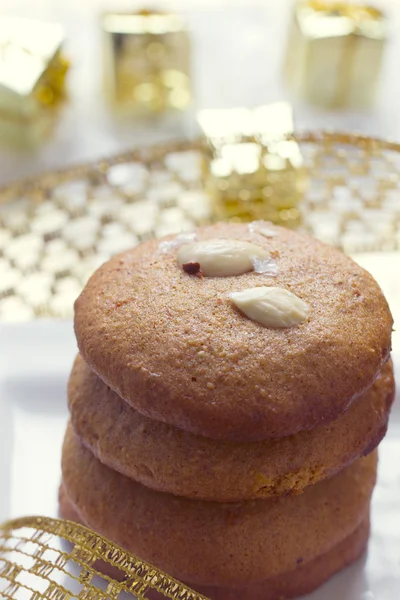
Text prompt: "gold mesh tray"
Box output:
[[1, 133, 399, 321]]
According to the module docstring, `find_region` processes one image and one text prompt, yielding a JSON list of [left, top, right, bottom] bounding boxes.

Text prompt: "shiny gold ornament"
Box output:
[[34, 53, 70, 108], [0, 516, 209, 599], [284, 1, 387, 108], [101, 10, 191, 114], [0, 17, 69, 146], [198, 103, 305, 226]]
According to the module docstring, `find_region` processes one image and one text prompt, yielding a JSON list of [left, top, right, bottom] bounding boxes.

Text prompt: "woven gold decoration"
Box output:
[[0, 516, 209, 600], [0, 133, 400, 321]]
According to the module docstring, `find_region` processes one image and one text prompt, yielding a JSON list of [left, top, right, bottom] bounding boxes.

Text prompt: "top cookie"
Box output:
[[74, 222, 393, 441]]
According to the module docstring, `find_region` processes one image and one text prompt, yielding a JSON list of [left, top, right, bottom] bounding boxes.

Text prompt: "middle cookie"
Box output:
[[69, 354, 394, 502]]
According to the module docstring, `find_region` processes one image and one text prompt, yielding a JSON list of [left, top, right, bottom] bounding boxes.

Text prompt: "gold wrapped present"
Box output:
[[284, 1, 387, 108], [198, 102, 305, 226], [101, 10, 191, 114], [0, 16, 69, 147]]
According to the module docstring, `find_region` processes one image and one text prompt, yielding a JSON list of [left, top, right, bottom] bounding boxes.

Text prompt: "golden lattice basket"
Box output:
[[0, 132, 400, 321]]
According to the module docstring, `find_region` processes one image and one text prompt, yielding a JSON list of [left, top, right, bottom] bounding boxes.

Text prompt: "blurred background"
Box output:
[[1, 0, 400, 186], [1, 0, 400, 321]]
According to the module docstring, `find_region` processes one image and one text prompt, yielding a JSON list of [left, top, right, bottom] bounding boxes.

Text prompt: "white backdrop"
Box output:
[[1, 0, 400, 186]]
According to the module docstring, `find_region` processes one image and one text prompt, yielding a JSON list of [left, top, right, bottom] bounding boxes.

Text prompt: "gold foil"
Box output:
[[284, 1, 387, 108], [101, 10, 191, 114], [0, 516, 209, 600], [198, 103, 305, 226], [0, 17, 69, 146]]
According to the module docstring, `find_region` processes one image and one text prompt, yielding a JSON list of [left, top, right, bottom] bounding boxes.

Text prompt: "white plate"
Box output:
[[0, 253, 399, 600]]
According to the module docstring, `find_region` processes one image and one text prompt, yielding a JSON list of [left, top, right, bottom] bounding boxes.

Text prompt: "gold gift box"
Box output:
[[284, 1, 387, 109], [0, 16, 69, 146], [198, 102, 305, 226], [101, 10, 191, 114]]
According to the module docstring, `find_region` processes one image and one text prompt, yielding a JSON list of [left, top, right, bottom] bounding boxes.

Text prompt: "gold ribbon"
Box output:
[[0, 516, 209, 600]]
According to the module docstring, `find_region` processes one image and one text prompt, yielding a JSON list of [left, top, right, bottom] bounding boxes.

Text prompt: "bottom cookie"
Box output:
[[59, 484, 370, 600], [191, 516, 369, 600]]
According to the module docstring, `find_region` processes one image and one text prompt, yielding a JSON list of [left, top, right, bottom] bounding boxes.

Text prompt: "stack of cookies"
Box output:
[[60, 223, 394, 600]]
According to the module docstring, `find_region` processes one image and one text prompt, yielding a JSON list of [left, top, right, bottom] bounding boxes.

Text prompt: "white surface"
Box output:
[[1, 0, 400, 186], [0, 320, 76, 521], [0, 253, 399, 599]]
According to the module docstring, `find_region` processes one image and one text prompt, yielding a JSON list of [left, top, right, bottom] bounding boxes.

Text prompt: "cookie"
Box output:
[[69, 354, 393, 501], [74, 222, 393, 441], [59, 484, 369, 600], [61, 424, 377, 586], [191, 515, 370, 600]]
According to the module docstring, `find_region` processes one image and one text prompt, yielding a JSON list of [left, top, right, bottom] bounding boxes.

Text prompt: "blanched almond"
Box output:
[[177, 239, 268, 277], [230, 286, 309, 328]]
